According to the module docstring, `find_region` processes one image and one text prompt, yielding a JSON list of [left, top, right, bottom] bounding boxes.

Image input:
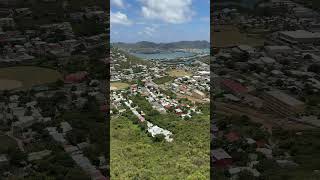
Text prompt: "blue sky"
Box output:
[[110, 0, 210, 43]]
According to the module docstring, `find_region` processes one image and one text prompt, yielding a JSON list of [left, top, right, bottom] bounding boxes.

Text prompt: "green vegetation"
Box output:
[[30, 152, 90, 180], [161, 89, 177, 99], [0, 135, 18, 154], [111, 47, 152, 70], [153, 76, 175, 84], [72, 21, 106, 36], [267, 128, 320, 179], [111, 114, 210, 179], [215, 113, 320, 179]]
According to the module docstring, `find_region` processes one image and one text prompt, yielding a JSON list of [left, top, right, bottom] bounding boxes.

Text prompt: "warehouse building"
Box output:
[[261, 90, 305, 117], [278, 30, 320, 44]]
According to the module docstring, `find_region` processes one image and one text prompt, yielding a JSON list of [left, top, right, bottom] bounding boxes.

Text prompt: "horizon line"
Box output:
[[110, 40, 210, 44]]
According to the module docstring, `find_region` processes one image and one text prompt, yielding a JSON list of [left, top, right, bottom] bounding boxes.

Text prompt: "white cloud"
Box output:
[[110, 11, 132, 25], [111, 0, 125, 8], [139, 0, 194, 24], [139, 25, 157, 36]]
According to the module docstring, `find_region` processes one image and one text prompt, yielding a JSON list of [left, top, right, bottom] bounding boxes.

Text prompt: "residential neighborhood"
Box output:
[[0, 0, 108, 179], [212, 0, 320, 179]]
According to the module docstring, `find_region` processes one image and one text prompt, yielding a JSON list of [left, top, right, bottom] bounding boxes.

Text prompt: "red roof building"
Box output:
[[100, 105, 108, 112], [221, 79, 248, 97], [256, 140, 267, 148], [64, 71, 88, 83], [225, 131, 240, 142], [179, 85, 188, 92]]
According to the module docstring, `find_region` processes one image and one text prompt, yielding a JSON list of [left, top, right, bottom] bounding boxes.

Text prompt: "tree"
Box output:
[[256, 159, 278, 173], [152, 134, 166, 142], [65, 168, 90, 180], [7, 148, 27, 166], [55, 79, 64, 87], [304, 54, 312, 60], [238, 170, 255, 180], [308, 63, 320, 74], [24, 107, 32, 116]]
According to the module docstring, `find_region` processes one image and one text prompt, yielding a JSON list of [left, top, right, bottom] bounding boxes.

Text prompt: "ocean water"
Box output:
[[131, 49, 209, 60]]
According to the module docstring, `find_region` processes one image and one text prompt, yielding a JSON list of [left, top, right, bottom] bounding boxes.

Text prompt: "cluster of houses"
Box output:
[[0, 94, 50, 135], [212, 123, 299, 179], [140, 80, 202, 119], [213, 1, 320, 126], [0, 1, 109, 179], [111, 90, 173, 142], [212, 0, 320, 178], [170, 73, 210, 101], [0, 76, 108, 178], [110, 47, 212, 143], [46, 122, 108, 180], [0, 4, 107, 66]]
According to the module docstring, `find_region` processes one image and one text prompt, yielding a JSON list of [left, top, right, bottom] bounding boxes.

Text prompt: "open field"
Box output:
[[213, 25, 265, 47], [153, 76, 175, 84], [0, 66, 62, 90], [0, 135, 18, 153], [110, 82, 130, 90], [0, 79, 23, 90], [168, 69, 192, 77]]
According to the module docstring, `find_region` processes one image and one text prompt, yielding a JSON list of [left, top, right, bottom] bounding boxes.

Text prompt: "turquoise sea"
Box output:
[[131, 49, 209, 60]]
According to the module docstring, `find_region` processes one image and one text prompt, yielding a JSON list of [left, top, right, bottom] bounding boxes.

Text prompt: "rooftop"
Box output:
[[265, 90, 304, 107], [279, 30, 320, 39]]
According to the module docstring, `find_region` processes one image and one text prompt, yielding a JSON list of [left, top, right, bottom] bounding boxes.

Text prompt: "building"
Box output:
[[292, 7, 314, 18], [211, 148, 233, 168], [221, 79, 248, 97], [0, 0, 18, 5], [28, 150, 52, 161], [12, 116, 37, 129], [278, 30, 320, 44], [261, 90, 305, 117], [0, 154, 8, 167], [61, 122, 72, 134], [265, 45, 292, 57], [225, 131, 240, 142], [0, 18, 14, 28], [64, 71, 88, 83]]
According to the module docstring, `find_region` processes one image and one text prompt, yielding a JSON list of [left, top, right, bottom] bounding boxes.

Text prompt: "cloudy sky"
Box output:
[[110, 0, 210, 43]]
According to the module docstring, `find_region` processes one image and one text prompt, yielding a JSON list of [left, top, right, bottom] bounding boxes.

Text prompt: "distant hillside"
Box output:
[[112, 41, 210, 51], [214, 0, 262, 9], [111, 47, 152, 69]]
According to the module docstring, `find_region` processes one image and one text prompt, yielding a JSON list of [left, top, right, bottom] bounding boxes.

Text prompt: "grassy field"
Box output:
[[110, 82, 130, 90], [213, 25, 265, 47], [0, 66, 62, 89], [0, 135, 18, 153], [110, 114, 210, 179], [0, 79, 23, 90], [168, 69, 192, 77]]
